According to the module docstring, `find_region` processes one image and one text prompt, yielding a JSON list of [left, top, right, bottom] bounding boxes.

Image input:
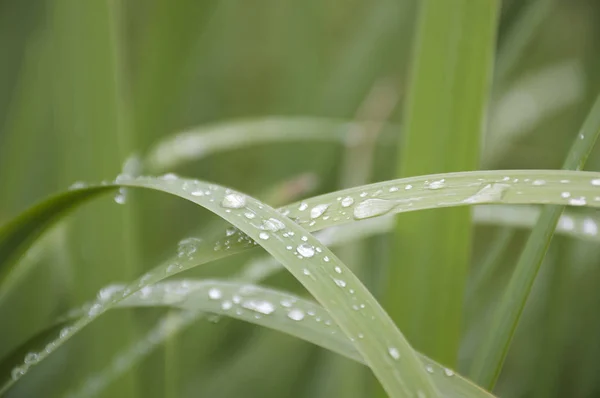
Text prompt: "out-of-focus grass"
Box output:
[[0, 1, 600, 397]]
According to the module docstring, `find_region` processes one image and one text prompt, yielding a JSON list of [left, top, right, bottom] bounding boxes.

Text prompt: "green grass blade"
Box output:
[[116, 280, 494, 398], [468, 93, 600, 388], [5, 170, 600, 300], [389, 0, 499, 365], [495, 0, 557, 82], [7, 279, 493, 398], [145, 117, 396, 172], [1, 176, 439, 397], [4, 170, 600, 393]]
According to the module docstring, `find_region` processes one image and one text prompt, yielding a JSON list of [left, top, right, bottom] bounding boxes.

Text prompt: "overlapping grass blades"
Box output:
[[469, 93, 600, 388], [0, 176, 440, 396], [4, 170, 600, 394], [389, 0, 499, 366], [67, 280, 494, 398]]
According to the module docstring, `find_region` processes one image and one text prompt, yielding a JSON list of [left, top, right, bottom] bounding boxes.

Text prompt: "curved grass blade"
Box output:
[[13, 200, 600, 397], [1, 176, 440, 397], [469, 93, 600, 388], [17, 279, 492, 398], [4, 170, 600, 393], [145, 117, 395, 172], [115, 280, 494, 398], [0, 186, 114, 287], [5, 169, 600, 306]]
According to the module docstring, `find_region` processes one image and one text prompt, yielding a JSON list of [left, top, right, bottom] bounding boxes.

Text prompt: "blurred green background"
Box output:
[[1, 0, 600, 397]]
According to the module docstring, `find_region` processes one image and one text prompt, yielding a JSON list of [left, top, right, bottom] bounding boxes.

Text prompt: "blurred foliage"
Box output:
[[1, 0, 600, 397]]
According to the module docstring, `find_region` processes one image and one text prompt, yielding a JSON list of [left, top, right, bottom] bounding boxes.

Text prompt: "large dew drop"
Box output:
[[287, 309, 305, 321], [297, 244, 315, 258], [353, 199, 397, 220], [221, 193, 246, 209], [242, 300, 275, 315], [310, 204, 329, 219], [427, 179, 445, 190], [463, 183, 511, 204], [261, 218, 285, 232], [208, 288, 222, 300], [388, 347, 400, 360]]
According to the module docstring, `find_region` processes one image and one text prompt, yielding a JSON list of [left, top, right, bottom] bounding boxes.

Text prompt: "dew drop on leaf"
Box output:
[[242, 300, 275, 315], [297, 244, 315, 258], [353, 199, 397, 220], [221, 193, 247, 209], [287, 309, 305, 321], [463, 183, 511, 204], [310, 204, 329, 219], [341, 197, 354, 207], [208, 288, 222, 300]]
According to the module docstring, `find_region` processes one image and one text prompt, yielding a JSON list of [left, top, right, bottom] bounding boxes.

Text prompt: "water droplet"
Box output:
[[261, 218, 285, 232], [69, 181, 87, 190], [463, 183, 511, 204], [583, 218, 598, 235], [281, 299, 293, 307], [259, 232, 270, 240], [353, 199, 397, 220], [389, 187, 399, 192], [114, 188, 127, 204], [559, 216, 575, 231], [244, 211, 256, 219], [301, 236, 308, 242], [221, 193, 246, 209], [208, 288, 222, 300], [425, 365, 434, 373], [226, 227, 236, 236], [427, 179, 445, 190], [303, 269, 311, 276], [444, 368, 454, 377], [323, 256, 330, 262], [299, 202, 308, 211], [334, 279, 346, 288], [388, 347, 400, 360], [360, 192, 368, 197], [561, 192, 571, 198], [532, 179, 546, 186], [569, 197, 586, 206], [341, 197, 354, 207], [405, 184, 413, 190], [180, 238, 202, 259], [11, 366, 26, 380], [334, 266, 342, 274], [161, 173, 179, 181], [98, 285, 124, 302], [287, 309, 305, 321], [297, 244, 315, 258], [191, 190, 204, 196], [242, 300, 275, 315], [310, 204, 329, 219], [221, 300, 233, 310], [591, 179, 600, 186], [88, 303, 103, 316], [24, 352, 39, 364]]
